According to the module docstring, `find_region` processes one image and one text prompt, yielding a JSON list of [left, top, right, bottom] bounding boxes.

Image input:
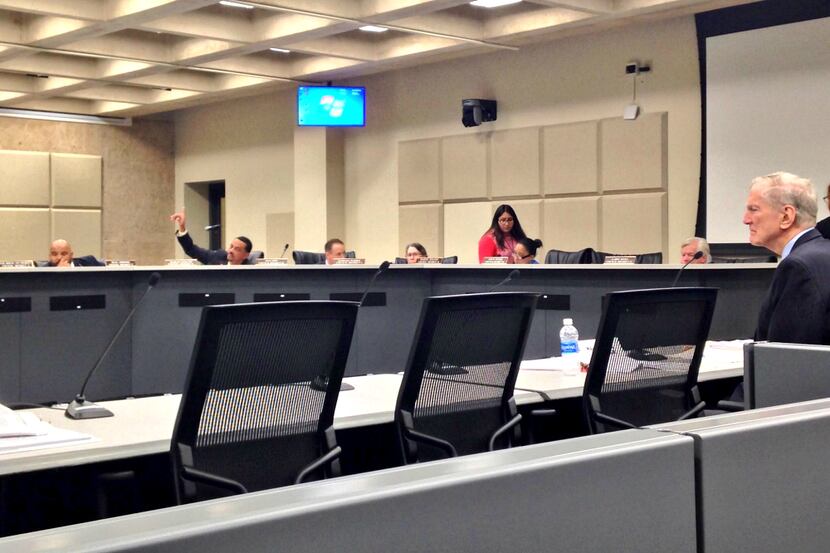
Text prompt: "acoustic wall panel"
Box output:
[[600, 193, 666, 254], [399, 203, 442, 258], [441, 134, 488, 200], [542, 121, 598, 195], [0, 150, 50, 207], [51, 209, 102, 258], [266, 212, 294, 258], [398, 139, 440, 203], [496, 199, 541, 242], [444, 202, 492, 264], [0, 208, 50, 259], [491, 127, 540, 198], [600, 113, 666, 192], [542, 197, 600, 252], [51, 153, 102, 208]]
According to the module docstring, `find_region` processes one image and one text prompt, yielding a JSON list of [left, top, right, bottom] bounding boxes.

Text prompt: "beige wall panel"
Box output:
[[51, 153, 102, 208], [266, 212, 294, 259], [491, 128, 540, 198], [542, 122, 599, 195], [399, 139, 440, 203], [542, 197, 600, 252], [0, 208, 50, 260], [600, 193, 666, 255], [601, 113, 667, 192], [399, 204, 442, 259], [495, 200, 541, 242], [444, 202, 492, 264], [441, 134, 488, 200], [0, 150, 50, 206], [51, 209, 102, 258]]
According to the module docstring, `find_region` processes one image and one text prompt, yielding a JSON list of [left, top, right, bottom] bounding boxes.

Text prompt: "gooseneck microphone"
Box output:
[[66, 272, 162, 420], [671, 251, 704, 287], [360, 261, 391, 306], [280, 243, 290, 258], [488, 269, 520, 292]]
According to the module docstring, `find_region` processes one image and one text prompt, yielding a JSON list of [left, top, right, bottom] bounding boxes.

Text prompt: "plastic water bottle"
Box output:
[[560, 318, 579, 376]]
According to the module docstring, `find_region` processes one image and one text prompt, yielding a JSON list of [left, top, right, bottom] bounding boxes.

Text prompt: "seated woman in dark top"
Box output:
[[513, 238, 543, 265]]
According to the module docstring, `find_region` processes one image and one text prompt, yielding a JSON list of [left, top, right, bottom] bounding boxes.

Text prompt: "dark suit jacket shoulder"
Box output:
[[815, 216, 830, 239], [756, 228, 830, 344], [73, 255, 105, 267], [176, 232, 229, 265]]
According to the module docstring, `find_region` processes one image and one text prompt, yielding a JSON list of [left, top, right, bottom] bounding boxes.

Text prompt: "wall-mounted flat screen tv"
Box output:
[[297, 86, 366, 127]]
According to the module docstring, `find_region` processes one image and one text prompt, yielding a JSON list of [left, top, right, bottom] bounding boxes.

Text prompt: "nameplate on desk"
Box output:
[[418, 257, 444, 264], [178, 293, 235, 307], [165, 258, 200, 266], [330, 292, 386, 306], [0, 260, 35, 268], [333, 258, 365, 265], [257, 258, 289, 266], [483, 257, 508, 265], [50, 295, 106, 311], [0, 297, 31, 313], [537, 294, 571, 311], [106, 260, 135, 266], [603, 255, 637, 264], [254, 293, 311, 302]]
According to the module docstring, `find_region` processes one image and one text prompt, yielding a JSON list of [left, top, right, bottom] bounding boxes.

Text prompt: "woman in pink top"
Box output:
[[478, 204, 527, 263]]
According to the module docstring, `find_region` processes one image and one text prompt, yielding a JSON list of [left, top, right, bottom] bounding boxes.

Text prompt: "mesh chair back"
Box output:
[[545, 248, 596, 264], [583, 287, 717, 433], [396, 292, 539, 463], [172, 301, 358, 502]]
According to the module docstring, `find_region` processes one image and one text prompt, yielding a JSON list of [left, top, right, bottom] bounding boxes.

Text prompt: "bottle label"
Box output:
[[560, 340, 579, 354]]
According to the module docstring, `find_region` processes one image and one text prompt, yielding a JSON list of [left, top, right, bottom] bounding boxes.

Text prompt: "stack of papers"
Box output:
[[0, 404, 93, 454]]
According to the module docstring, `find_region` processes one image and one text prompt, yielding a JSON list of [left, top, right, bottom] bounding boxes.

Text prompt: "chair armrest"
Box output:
[[594, 412, 639, 430], [295, 445, 342, 485], [488, 413, 523, 451], [529, 408, 558, 418], [403, 427, 458, 458], [716, 400, 745, 412], [180, 466, 248, 495], [678, 401, 706, 421]]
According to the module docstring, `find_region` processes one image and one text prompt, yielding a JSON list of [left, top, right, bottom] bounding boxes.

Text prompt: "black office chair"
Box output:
[[293, 250, 356, 264], [583, 287, 718, 434], [544, 248, 597, 264], [595, 251, 663, 264], [171, 300, 358, 504], [395, 292, 539, 464], [710, 255, 777, 263], [246, 250, 264, 264]]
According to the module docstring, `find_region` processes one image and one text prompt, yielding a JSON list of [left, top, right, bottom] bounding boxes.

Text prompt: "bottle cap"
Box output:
[[563, 318, 573, 325]]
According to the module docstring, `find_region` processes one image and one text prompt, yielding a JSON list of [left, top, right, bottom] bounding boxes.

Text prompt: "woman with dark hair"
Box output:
[[513, 238, 543, 265], [478, 204, 527, 263], [405, 242, 427, 264]]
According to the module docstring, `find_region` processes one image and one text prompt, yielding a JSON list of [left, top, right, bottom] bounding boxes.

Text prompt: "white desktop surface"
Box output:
[[0, 343, 743, 476]]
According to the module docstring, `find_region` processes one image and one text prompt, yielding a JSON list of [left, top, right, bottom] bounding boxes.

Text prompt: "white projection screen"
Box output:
[[705, 16, 830, 243]]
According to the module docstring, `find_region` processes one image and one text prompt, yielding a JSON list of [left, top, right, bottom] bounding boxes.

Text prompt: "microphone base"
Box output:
[[65, 397, 114, 420]]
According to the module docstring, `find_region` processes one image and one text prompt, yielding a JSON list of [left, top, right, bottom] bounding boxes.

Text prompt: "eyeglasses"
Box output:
[[498, 217, 514, 224], [512, 251, 531, 259]]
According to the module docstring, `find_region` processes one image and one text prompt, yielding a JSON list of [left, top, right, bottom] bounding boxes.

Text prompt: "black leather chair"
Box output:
[[292, 250, 356, 264], [710, 255, 777, 263], [544, 248, 597, 264], [171, 300, 358, 503], [441, 256, 458, 264], [395, 292, 540, 464], [246, 250, 264, 264], [595, 251, 663, 264], [583, 287, 717, 434]]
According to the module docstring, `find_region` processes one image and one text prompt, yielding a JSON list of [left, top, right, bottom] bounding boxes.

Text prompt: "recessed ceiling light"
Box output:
[[269, 47, 291, 53], [219, 1, 254, 9], [359, 25, 388, 33], [470, 0, 521, 7]]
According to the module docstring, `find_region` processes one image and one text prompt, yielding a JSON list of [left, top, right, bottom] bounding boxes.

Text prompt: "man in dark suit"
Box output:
[[170, 209, 254, 265], [744, 172, 830, 344], [46, 239, 105, 267], [815, 182, 830, 239]]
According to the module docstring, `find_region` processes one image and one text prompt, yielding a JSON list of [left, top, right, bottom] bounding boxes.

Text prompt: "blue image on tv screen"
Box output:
[[297, 86, 366, 127]]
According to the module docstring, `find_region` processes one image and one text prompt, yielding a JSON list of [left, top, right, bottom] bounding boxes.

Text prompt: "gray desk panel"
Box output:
[[656, 400, 830, 553], [0, 429, 696, 553], [746, 342, 830, 408], [0, 265, 774, 402], [0, 315, 20, 403]]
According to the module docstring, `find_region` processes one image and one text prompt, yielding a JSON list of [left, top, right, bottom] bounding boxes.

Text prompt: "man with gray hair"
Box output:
[[744, 171, 830, 343], [680, 237, 710, 264]]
